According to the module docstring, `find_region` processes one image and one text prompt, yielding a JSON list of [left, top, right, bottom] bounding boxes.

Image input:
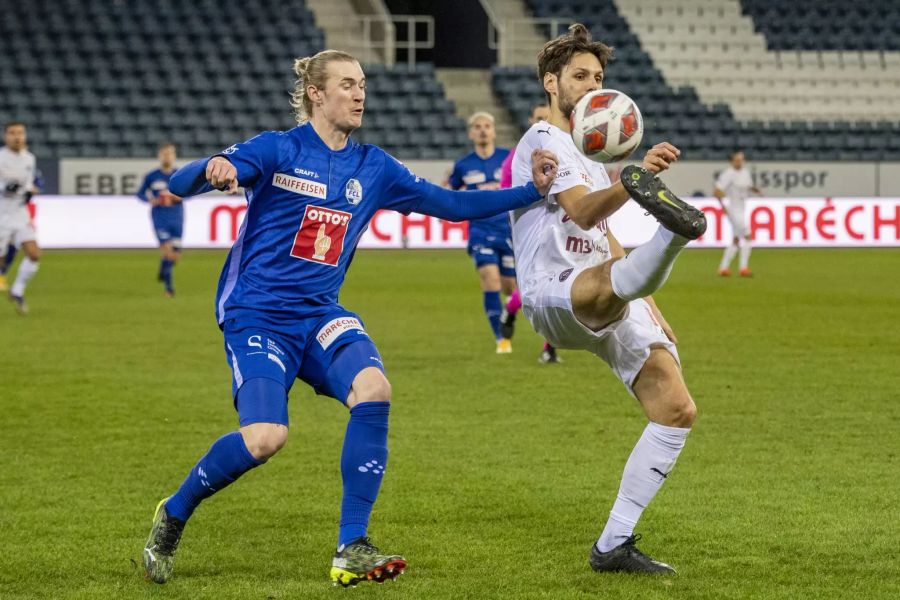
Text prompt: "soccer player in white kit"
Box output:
[[715, 150, 761, 277], [0, 122, 41, 315], [511, 24, 707, 574]]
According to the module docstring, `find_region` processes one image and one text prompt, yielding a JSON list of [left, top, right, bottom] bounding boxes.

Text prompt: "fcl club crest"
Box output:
[[345, 178, 363, 205]]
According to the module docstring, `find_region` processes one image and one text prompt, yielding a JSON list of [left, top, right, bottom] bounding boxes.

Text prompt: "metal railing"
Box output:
[[486, 17, 571, 66], [358, 14, 435, 68]]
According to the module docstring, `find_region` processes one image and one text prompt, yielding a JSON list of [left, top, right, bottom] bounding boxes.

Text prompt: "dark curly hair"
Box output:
[[536, 23, 613, 103]]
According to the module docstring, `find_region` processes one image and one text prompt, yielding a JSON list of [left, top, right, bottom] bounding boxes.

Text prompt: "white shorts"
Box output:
[[725, 204, 748, 238], [0, 213, 36, 251], [522, 267, 680, 396]]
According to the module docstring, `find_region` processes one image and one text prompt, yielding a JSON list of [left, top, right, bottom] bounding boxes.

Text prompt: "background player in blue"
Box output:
[[448, 112, 515, 354], [136, 142, 182, 297], [141, 49, 559, 587]]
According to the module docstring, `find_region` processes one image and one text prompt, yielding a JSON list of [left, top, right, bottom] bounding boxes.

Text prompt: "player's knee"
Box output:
[[350, 370, 392, 405], [242, 423, 288, 461], [478, 267, 501, 291], [671, 397, 697, 428], [355, 379, 392, 403]]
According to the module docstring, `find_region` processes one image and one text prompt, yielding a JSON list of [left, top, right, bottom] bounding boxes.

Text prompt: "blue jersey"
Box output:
[[448, 148, 511, 237], [167, 123, 542, 325], [137, 168, 183, 228]]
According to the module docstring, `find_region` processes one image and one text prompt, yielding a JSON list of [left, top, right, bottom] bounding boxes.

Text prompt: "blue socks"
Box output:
[[160, 259, 174, 292], [165, 432, 262, 522], [338, 401, 390, 546], [162, 401, 390, 542], [483, 291, 502, 339]]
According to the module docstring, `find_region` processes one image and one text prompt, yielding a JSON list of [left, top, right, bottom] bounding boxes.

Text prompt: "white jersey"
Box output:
[[0, 146, 37, 220], [714, 166, 753, 209], [510, 122, 612, 298]]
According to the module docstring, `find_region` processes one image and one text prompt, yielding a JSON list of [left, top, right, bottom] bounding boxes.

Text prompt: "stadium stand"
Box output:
[[0, 0, 468, 159], [490, 0, 900, 160]]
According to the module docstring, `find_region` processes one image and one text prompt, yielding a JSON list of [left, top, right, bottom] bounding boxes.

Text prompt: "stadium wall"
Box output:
[[58, 159, 900, 198], [30, 195, 900, 249]]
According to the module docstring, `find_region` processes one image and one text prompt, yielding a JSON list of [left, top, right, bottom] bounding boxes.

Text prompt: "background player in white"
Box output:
[[511, 24, 706, 574], [0, 122, 41, 315], [715, 149, 761, 277]]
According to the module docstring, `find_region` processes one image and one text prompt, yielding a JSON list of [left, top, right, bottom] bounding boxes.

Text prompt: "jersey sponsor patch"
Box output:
[[272, 173, 327, 199], [462, 171, 488, 186], [316, 316, 366, 350], [290, 205, 352, 266]]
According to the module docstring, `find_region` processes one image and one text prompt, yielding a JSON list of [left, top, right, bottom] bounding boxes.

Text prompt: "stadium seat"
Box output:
[[0, 1, 464, 159]]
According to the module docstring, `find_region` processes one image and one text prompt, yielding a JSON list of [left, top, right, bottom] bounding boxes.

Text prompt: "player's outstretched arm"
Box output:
[[414, 150, 558, 221], [169, 156, 241, 197], [169, 158, 215, 197], [557, 142, 680, 230]]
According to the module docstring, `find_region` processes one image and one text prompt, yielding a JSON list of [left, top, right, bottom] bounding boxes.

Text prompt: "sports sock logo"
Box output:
[[357, 460, 384, 475], [650, 467, 669, 479]]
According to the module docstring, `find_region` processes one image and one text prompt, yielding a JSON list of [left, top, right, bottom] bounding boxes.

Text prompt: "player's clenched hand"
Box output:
[[641, 142, 680, 174], [206, 156, 240, 193], [531, 149, 558, 196]]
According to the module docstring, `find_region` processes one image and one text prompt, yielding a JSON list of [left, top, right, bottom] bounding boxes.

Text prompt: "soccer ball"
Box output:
[[570, 89, 644, 163]]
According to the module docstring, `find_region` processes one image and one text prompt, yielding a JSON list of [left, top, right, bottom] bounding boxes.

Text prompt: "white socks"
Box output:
[[610, 227, 689, 302], [596, 422, 690, 553], [719, 243, 738, 271], [11, 258, 39, 297], [738, 239, 752, 270]]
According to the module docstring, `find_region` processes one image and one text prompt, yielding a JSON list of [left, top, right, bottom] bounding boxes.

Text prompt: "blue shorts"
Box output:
[[222, 307, 384, 425], [152, 219, 183, 245], [151, 207, 184, 245], [467, 232, 516, 277]]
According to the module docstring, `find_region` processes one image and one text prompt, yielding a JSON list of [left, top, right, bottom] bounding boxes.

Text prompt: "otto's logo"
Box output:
[[316, 316, 365, 350], [290, 205, 352, 267], [345, 178, 363, 205], [559, 268, 574, 282], [272, 173, 327, 199]]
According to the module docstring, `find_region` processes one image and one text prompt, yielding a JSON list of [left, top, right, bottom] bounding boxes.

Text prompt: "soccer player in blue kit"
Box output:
[[136, 143, 182, 297], [141, 50, 558, 587], [448, 112, 516, 353]]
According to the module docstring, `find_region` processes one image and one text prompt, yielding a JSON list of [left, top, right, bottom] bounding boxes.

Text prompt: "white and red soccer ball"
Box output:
[[570, 89, 643, 163]]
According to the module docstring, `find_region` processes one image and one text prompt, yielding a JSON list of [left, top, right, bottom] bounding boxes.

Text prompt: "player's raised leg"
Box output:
[[590, 348, 695, 574], [604, 167, 704, 304]]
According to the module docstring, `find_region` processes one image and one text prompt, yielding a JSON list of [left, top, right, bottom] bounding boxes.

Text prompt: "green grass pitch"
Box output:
[[1, 248, 898, 599]]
